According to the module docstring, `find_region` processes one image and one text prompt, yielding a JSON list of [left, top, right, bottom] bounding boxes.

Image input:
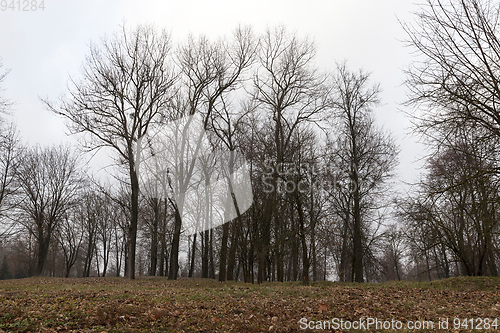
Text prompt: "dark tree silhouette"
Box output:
[[45, 25, 177, 279]]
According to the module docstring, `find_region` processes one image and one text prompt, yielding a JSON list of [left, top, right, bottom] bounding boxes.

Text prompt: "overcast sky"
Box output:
[[0, 0, 424, 190]]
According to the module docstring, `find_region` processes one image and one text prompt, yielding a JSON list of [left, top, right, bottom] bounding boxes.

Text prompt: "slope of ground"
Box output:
[[0, 276, 499, 332]]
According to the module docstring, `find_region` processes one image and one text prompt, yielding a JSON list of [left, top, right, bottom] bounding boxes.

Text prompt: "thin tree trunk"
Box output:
[[127, 166, 140, 279], [150, 197, 159, 276], [258, 200, 273, 283], [189, 233, 197, 277], [295, 191, 309, 286], [168, 202, 181, 280], [95, 244, 100, 277], [226, 220, 239, 281], [352, 162, 364, 283], [226, 165, 243, 281], [219, 222, 229, 281], [158, 198, 167, 277], [209, 228, 215, 279], [202, 230, 209, 278], [339, 214, 350, 282]]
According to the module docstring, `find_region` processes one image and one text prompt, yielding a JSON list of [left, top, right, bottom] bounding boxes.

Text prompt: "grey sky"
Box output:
[[0, 0, 424, 189]]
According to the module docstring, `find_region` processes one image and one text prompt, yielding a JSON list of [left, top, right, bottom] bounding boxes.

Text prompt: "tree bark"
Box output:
[[168, 201, 181, 280], [149, 197, 160, 276], [226, 220, 239, 281], [189, 233, 197, 277], [219, 222, 229, 281], [127, 166, 139, 279]]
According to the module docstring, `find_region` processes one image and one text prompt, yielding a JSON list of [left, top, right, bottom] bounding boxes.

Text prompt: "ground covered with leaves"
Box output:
[[0, 276, 499, 332]]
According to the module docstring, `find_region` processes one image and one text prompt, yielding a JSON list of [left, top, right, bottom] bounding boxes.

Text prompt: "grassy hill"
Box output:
[[0, 276, 499, 332]]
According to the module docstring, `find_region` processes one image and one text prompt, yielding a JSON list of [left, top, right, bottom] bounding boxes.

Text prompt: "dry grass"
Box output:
[[0, 276, 499, 332]]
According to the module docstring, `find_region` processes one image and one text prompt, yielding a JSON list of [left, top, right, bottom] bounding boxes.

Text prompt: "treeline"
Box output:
[[0, 25, 399, 283], [397, 0, 500, 280], [1, 0, 500, 284]]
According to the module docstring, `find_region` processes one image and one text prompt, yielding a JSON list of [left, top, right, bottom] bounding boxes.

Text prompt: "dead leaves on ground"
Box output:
[[0, 277, 498, 332]]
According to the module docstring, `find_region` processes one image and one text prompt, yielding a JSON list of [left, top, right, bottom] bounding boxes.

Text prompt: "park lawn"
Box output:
[[0, 276, 499, 332]]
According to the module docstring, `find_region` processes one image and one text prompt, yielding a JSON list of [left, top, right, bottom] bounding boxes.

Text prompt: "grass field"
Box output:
[[0, 276, 499, 332]]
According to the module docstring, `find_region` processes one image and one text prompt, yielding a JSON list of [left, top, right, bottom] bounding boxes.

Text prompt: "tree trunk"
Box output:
[[226, 220, 239, 281], [158, 198, 167, 277], [189, 233, 197, 277], [36, 225, 51, 276], [352, 162, 364, 283], [339, 213, 350, 282], [219, 222, 229, 281], [168, 202, 182, 280], [114, 225, 122, 277], [209, 228, 215, 279], [84, 231, 95, 278], [258, 200, 273, 283], [127, 167, 139, 279], [150, 197, 159, 276], [311, 228, 317, 282], [291, 208, 299, 281], [485, 230, 498, 276], [124, 238, 129, 278], [202, 230, 209, 278], [226, 168, 243, 281], [95, 245, 100, 277], [425, 250, 432, 281], [295, 191, 309, 286], [275, 214, 284, 282]]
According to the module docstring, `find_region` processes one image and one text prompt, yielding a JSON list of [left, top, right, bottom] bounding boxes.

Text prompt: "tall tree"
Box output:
[[327, 63, 398, 282], [402, 0, 500, 278], [403, 0, 500, 140], [46, 25, 177, 279], [16, 145, 82, 276], [137, 26, 255, 280], [78, 190, 100, 278], [210, 98, 255, 281], [400, 125, 500, 277], [96, 192, 114, 277], [380, 224, 406, 281], [0, 124, 21, 238], [252, 25, 327, 283], [0, 61, 19, 240], [55, 210, 84, 278]]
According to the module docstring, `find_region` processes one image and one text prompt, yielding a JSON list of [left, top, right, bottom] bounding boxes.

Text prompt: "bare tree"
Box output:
[[137, 26, 255, 280], [252, 25, 328, 284], [210, 99, 253, 282], [401, 125, 500, 277], [402, 0, 500, 279], [380, 224, 406, 281], [403, 0, 500, 140], [46, 25, 177, 279], [55, 210, 84, 278], [0, 60, 20, 241], [327, 62, 398, 282], [108, 184, 132, 277], [78, 190, 99, 278], [139, 177, 167, 276], [16, 145, 83, 276], [0, 124, 22, 238], [96, 193, 114, 277]]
